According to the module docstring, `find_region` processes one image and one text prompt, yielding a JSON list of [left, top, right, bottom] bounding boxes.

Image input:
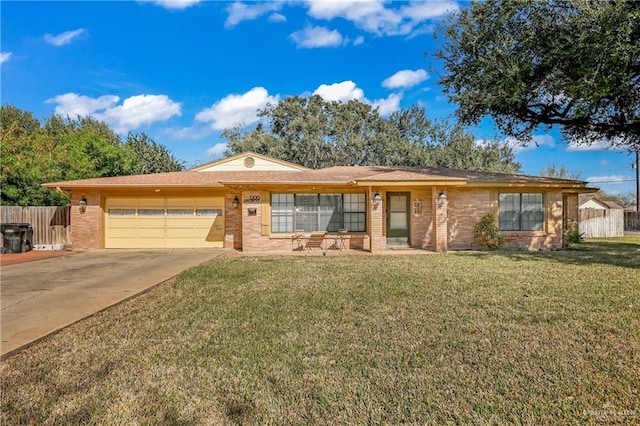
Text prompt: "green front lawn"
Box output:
[[2, 238, 639, 424]]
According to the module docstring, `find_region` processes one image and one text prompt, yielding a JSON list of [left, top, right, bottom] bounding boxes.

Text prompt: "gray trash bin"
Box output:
[[13, 223, 33, 252], [2, 227, 23, 254], [1, 223, 33, 253]]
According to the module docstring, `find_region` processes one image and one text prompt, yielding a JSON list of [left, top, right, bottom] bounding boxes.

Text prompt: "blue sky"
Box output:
[[1, 0, 636, 195]]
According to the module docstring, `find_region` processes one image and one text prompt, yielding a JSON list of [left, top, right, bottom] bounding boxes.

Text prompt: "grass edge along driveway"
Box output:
[[2, 237, 639, 424]]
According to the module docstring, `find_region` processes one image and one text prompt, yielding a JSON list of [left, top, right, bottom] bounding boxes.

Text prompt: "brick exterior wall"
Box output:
[[224, 192, 242, 249], [67, 186, 573, 253], [410, 188, 433, 250], [446, 188, 568, 251], [370, 188, 385, 253], [565, 193, 579, 228], [433, 188, 449, 252], [240, 190, 264, 251], [447, 188, 493, 250], [70, 190, 102, 250]]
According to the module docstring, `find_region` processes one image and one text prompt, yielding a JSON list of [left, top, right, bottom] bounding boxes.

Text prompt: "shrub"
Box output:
[[563, 218, 584, 247], [473, 213, 504, 250]]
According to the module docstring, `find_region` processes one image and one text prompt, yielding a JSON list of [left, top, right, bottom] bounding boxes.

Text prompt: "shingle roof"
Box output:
[[43, 164, 590, 189]]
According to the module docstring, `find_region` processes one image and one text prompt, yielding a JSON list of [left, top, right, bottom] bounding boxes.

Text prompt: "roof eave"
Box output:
[[42, 183, 224, 189], [354, 180, 467, 186], [220, 180, 356, 187], [465, 182, 593, 189]]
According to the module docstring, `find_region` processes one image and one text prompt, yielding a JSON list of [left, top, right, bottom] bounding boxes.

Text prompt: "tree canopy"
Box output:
[[223, 95, 521, 174], [0, 105, 184, 206], [539, 163, 582, 180], [437, 0, 640, 150]]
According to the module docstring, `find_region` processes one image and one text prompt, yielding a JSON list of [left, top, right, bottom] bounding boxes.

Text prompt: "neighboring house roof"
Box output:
[[624, 205, 638, 212], [579, 197, 624, 210], [42, 154, 595, 191]]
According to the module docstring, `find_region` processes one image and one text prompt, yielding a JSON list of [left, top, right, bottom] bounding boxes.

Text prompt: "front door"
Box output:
[[387, 192, 410, 246]]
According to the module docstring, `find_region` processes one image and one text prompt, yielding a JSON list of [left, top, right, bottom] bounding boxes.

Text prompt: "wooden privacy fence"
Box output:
[[0, 206, 71, 248], [579, 209, 624, 238], [625, 211, 640, 230]]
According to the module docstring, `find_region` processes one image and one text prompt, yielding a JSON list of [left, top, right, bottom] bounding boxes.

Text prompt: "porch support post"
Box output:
[[369, 187, 385, 253], [433, 187, 448, 252]]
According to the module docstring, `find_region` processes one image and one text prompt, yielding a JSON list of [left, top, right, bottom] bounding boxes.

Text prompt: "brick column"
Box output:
[[70, 190, 102, 250], [433, 188, 448, 252], [241, 190, 262, 251], [225, 192, 242, 250], [369, 188, 385, 253]]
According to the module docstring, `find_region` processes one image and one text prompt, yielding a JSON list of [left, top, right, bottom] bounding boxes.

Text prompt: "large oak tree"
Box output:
[[437, 0, 640, 149], [223, 95, 521, 174]]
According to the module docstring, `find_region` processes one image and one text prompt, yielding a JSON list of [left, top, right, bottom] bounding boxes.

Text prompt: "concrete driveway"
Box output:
[[1, 249, 226, 357]]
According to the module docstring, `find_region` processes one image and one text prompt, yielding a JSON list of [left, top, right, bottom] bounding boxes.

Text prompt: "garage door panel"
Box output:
[[135, 228, 165, 238], [166, 218, 199, 229], [107, 228, 135, 238], [136, 218, 165, 228], [136, 238, 167, 247], [105, 197, 224, 248], [166, 228, 196, 238]]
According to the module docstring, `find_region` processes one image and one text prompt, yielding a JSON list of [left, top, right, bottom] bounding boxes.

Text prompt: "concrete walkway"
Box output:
[[1, 249, 225, 358]]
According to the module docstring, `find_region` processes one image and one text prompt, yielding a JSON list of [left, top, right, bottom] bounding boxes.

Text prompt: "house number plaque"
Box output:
[[244, 194, 261, 203]]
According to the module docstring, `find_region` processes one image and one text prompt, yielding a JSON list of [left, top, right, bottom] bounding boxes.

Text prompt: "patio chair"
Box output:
[[292, 229, 305, 251], [305, 232, 326, 250]]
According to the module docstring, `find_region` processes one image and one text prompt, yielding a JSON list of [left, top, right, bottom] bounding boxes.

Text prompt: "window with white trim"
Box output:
[[499, 193, 544, 231], [271, 193, 366, 233]]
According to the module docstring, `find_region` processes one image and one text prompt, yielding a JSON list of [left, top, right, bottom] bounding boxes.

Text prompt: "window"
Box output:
[[343, 193, 366, 232], [108, 209, 135, 216], [271, 193, 366, 233], [272, 194, 294, 233], [499, 193, 544, 231], [137, 209, 165, 216], [196, 209, 222, 217], [167, 209, 193, 217]]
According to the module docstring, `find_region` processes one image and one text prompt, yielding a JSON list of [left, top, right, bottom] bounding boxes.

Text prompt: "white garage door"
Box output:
[[105, 197, 225, 248]]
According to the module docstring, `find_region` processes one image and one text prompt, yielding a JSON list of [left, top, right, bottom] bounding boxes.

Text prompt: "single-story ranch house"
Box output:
[[43, 152, 595, 253]]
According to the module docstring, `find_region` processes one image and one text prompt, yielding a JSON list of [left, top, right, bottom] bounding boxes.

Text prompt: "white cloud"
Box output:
[[268, 13, 287, 23], [372, 93, 402, 115], [46, 92, 181, 133], [506, 134, 556, 152], [382, 69, 429, 89], [305, 0, 458, 36], [0, 52, 12, 63], [43, 28, 86, 46], [195, 87, 279, 130], [46, 93, 120, 116], [206, 142, 228, 158], [353, 35, 365, 46], [290, 25, 344, 48], [140, 0, 201, 10], [313, 81, 364, 102], [401, 1, 458, 21], [99, 95, 182, 132], [225, 2, 283, 28], [566, 139, 616, 152], [586, 175, 629, 184]]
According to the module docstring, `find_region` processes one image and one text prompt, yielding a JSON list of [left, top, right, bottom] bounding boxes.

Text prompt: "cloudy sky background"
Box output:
[[1, 0, 636, 194]]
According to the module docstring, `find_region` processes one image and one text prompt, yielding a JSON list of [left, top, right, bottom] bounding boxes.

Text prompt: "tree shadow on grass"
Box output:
[[470, 239, 640, 270]]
